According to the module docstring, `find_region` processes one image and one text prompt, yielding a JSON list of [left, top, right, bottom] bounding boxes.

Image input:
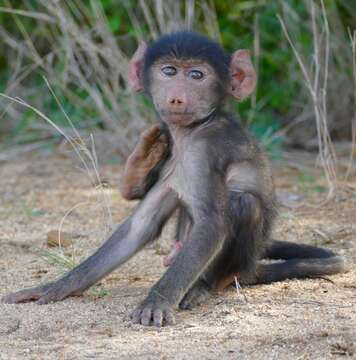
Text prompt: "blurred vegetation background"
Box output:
[[0, 0, 354, 162]]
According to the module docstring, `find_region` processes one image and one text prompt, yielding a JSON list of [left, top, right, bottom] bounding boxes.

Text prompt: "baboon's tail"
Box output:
[[246, 240, 346, 285], [264, 240, 337, 260]]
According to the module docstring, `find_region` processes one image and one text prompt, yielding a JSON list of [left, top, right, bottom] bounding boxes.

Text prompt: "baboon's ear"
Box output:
[[229, 50, 256, 101], [128, 42, 147, 92]]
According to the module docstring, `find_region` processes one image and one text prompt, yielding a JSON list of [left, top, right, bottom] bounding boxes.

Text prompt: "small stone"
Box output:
[[46, 230, 73, 248]]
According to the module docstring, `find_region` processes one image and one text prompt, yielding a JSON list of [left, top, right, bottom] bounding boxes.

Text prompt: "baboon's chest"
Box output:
[[163, 142, 205, 205]]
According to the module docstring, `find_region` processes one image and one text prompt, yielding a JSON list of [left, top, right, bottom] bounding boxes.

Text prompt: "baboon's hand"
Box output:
[[2, 280, 82, 304], [2, 283, 51, 304], [120, 125, 169, 199], [132, 124, 169, 167], [2, 285, 48, 304], [130, 293, 175, 327]]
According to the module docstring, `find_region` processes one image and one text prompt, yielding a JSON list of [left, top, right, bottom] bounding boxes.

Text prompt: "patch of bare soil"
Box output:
[[0, 151, 355, 360]]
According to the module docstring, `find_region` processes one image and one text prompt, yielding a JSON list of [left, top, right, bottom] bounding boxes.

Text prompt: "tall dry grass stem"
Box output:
[[345, 29, 356, 181], [278, 0, 338, 198]]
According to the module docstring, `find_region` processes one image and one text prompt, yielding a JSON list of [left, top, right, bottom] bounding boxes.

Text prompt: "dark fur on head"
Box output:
[[142, 31, 231, 90]]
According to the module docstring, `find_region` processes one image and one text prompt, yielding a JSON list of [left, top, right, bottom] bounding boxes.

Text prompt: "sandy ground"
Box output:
[[0, 151, 355, 360]]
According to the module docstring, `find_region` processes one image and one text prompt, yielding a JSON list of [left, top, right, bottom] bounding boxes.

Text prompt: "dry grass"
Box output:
[[345, 29, 356, 181], [278, 1, 338, 198], [0, 0, 220, 158]]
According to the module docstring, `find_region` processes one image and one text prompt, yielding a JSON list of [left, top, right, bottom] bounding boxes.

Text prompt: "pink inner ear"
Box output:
[[128, 60, 142, 91], [128, 42, 147, 92], [234, 69, 245, 82], [127, 60, 143, 91], [229, 49, 256, 101]]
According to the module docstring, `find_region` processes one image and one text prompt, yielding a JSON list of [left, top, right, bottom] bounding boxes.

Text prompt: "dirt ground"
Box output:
[[0, 150, 355, 360]]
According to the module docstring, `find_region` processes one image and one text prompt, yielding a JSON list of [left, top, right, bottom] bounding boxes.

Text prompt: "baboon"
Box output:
[[3, 31, 345, 327]]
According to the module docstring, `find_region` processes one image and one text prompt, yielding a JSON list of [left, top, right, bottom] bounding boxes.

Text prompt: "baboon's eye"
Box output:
[[161, 66, 177, 76], [188, 70, 204, 80]]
